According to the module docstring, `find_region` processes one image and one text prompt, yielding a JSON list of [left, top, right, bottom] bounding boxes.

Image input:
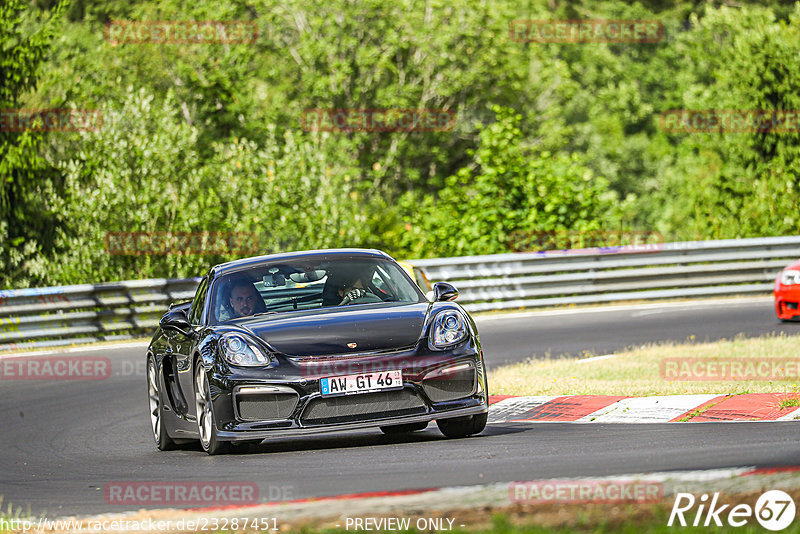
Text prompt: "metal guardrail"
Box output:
[[0, 278, 199, 352], [1, 236, 796, 351], [412, 236, 799, 312]]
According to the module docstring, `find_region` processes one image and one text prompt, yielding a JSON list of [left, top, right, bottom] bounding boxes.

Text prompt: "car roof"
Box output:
[[210, 248, 392, 278]]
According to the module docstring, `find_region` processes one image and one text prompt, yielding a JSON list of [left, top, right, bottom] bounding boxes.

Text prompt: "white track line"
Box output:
[[576, 395, 720, 423], [576, 354, 617, 364], [487, 396, 559, 423], [776, 408, 800, 421], [0, 341, 148, 359]]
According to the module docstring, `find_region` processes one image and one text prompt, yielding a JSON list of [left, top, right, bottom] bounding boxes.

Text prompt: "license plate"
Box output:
[[320, 370, 403, 397]]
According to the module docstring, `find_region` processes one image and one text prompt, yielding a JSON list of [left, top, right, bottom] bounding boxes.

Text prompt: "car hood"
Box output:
[[235, 302, 431, 357]]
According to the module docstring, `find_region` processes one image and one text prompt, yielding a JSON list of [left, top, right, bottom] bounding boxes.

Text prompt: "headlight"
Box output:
[[781, 270, 800, 285], [221, 333, 271, 366], [429, 310, 469, 350]]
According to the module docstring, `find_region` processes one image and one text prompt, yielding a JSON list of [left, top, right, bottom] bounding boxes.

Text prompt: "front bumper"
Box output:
[[775, 284, 800, 320], [216, 403, 487, 440], [207, 343, 489, 442]]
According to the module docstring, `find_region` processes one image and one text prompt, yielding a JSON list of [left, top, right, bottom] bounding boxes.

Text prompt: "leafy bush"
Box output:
[[398, 107, 618, 258], [3, 0, 800, 288], [50, 87, 363, 283]]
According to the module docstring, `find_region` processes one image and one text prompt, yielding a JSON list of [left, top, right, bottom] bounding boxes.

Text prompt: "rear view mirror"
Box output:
[[262, 274, 286, 287], [433, 282, 459, 302], [289, 270, 327, 283], [160, 308, 193, 336]]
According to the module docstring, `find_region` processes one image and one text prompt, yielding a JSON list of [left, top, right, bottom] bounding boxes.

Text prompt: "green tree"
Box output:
[[654, 5, 800, 239], [0, 0, 67, 287], [398, 107, 617, 257], [50, 87, 365, 284]]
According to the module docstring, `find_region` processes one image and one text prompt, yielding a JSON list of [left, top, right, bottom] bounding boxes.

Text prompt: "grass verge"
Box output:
[[488, 332, 800, 396], [228, 488, 800, 533], [32, 489, 800, 533], [0, 498, 31, 533]]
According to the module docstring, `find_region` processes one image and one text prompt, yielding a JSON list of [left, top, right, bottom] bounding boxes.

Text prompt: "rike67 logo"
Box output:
[[669, 491, 796, 531]]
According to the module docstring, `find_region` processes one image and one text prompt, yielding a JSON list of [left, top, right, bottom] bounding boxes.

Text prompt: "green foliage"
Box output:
[[0, 0, 67, 286], [654, 5, 800, 239], [2, 0, 800, 288], [398, 107, 617, 257], [50, 87, 363, 283]]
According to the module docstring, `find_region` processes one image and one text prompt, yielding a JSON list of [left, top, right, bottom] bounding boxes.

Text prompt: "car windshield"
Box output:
[[209, 257, 425, 324]]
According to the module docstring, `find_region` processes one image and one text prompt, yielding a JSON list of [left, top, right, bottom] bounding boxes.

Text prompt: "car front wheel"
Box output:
[[194, 364, 230, 455], [436, 412, 488, 438]]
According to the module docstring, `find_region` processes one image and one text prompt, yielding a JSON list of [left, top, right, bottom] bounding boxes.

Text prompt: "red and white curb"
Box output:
[[487, 393, 800, 423]]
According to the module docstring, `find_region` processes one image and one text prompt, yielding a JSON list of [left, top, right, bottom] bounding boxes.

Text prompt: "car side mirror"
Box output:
[[433, 282, 459, 302], [160, 308, 193, 336]]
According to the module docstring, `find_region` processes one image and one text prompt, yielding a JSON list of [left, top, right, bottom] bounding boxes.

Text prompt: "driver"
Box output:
[[338, 275, 369, 304], [336, 266, 384, 305], [229, 280, 259, 318]]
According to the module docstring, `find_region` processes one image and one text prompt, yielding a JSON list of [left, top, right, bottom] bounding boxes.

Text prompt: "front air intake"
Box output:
[[234, 387, 299, 421], [301, 390, 426, 425], [422, 366, 477, 402]]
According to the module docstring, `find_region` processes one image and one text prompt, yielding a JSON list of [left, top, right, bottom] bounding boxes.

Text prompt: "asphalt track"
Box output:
[[1, 297, 799, 517]]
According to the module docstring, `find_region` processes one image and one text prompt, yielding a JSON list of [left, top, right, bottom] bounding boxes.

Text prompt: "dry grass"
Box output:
[[488, 333, 800, 396]]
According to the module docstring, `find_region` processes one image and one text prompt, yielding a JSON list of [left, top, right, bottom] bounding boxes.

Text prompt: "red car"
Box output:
[[774, 260, 800, 321]]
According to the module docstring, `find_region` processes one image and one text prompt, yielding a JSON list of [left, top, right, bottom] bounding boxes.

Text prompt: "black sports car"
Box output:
[[146, 248, 489, 454]]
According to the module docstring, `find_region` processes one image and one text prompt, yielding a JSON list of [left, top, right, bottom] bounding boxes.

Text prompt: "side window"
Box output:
[[189, 277, 209, 324]]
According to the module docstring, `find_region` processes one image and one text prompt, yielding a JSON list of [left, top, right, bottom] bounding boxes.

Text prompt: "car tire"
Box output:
[[147, 356, 176, 451], [379, 421, 428, 434], [436, 412, 488, 439], [194, 363, 230, 455]]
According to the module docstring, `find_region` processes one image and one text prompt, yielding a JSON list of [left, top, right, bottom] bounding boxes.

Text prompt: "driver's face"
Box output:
[[230, 285, 258, 317]]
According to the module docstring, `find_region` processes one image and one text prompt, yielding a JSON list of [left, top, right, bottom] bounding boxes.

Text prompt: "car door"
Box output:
[[174, 275, 210, 422]]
